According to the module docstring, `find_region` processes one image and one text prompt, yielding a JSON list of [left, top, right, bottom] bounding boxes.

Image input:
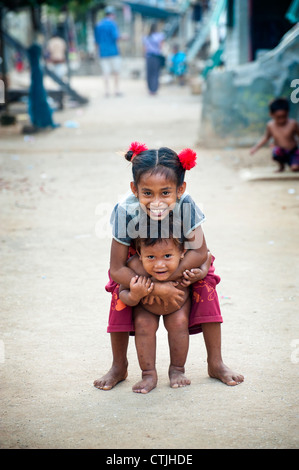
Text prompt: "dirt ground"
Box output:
[[0, 71, 299, 450]]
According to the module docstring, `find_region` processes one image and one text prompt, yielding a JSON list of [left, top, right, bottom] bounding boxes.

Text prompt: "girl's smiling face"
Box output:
[[131, 171, 186, 221]]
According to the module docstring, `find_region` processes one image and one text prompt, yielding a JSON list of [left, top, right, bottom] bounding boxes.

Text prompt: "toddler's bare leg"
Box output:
[[94, 332, 129, 390], [163, 300, 191, 388], [202, 322, 244, 386], [133, 305, 159, 394]]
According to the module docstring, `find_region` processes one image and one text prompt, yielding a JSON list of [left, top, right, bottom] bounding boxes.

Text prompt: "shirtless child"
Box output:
[[119, 236, 211, 394], [250, 97, 299, 172]]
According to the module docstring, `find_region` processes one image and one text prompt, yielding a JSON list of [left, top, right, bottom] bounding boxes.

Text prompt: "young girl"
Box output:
[[119, 232, 211, 394], [94, 143, 244, 390]]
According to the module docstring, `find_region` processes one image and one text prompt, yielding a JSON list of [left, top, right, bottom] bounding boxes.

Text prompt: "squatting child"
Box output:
[[250, 97, 299, 172]]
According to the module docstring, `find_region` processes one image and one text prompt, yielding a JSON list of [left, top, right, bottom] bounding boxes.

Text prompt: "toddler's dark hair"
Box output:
[[125, 147, 185, 187], [135, 234, 184, 253], [269, 97, 289, 114]]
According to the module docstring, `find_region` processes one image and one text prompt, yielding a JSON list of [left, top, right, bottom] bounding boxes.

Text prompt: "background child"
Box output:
[[250, 97, 299, 172], [168, 44, 187, 86], [94, 144, 243, 391]]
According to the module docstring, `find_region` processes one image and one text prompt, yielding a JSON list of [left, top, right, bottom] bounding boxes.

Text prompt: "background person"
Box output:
[[250, 98, 299, 172], [94, 6, 122, 97], [143, 23, 165, 95], [46, 32, 67, 80]]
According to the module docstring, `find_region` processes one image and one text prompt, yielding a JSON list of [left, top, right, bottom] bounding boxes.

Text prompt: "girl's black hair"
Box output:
[[124, 147, 185, 187]]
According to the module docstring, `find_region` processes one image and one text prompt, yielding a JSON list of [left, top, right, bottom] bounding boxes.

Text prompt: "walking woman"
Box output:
[[143, 23, 165, 95]]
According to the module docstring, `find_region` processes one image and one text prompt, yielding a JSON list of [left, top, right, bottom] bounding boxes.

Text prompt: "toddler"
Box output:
[[119, 233, 211, 394]]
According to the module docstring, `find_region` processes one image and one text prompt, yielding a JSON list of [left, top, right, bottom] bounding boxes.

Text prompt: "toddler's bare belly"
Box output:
[[140, 290, 190, 316]]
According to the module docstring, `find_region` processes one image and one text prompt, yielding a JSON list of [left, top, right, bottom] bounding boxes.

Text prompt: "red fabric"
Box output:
[[178, 148, 197, 170], [105, 255, 222, 335]]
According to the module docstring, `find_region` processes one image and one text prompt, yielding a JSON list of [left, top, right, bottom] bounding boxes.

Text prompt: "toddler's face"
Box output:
[[272, 109, 288, 126], [131, 171, 186, 221], [139, 238, 184, 281]]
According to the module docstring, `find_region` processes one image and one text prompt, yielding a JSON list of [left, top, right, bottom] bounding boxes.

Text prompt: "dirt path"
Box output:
[[0, 74, 298, 449]]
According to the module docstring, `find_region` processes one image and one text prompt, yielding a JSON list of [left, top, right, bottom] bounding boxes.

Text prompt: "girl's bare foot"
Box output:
[[132, 370, 157, 394], [208, 361, 244, 386], [169, 365, 191, 388], [93, 364, 128, 390]]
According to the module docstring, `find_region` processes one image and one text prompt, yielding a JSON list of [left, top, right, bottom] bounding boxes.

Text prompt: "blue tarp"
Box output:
[[286, 0, 299, 23], [28, 43, 57, 128], [124, 2, 179, 18]]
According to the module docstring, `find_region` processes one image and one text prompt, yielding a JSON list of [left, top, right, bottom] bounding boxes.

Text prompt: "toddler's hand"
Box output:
[[130, 276, 154, 302]]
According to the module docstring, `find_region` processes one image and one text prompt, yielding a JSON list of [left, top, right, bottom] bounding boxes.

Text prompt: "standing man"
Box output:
[[94, 6, 122, 97]]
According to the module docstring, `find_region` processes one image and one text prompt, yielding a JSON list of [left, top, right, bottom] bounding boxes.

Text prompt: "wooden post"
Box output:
[[0, 7, 8, 112]]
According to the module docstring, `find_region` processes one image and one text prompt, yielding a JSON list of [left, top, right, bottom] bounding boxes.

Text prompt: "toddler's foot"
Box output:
[[169, 365, 191, 388], [94, 365, 128, 390], [208, 361, 244, 386], [132, 370, 157, 394]]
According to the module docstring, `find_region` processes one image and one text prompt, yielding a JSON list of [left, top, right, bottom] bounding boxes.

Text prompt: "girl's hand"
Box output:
[[181, 252, 212, 286], [129, 275, 154, 303], [181, 268, 204, 286], [151, 281, 185, 310], [142, 295, 162, 306]]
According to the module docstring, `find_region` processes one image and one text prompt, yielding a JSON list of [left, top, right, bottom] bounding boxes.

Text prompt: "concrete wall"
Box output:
[[199, 24, 299, 147]]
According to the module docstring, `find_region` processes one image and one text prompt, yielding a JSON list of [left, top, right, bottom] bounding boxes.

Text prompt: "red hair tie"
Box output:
[[178, 148, 197, 170], [129, 142, 148, 159]]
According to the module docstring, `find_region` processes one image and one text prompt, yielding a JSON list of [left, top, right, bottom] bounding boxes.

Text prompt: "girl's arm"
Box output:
[[146, 280, 185, 310], [181, 251, 212, 286], [109, 239, 138, 288], [167, 226, 208, 281]]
